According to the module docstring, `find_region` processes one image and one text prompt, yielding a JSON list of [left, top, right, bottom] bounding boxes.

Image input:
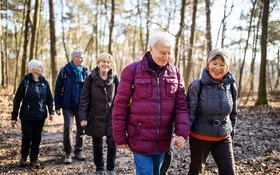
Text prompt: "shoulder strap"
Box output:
[[60, 67, 67, 95], [131, 61, 139, 90], [24, 79, 29, 99]]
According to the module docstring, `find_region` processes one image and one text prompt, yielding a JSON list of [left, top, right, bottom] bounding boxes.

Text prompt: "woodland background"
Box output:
[[0, 0, 280, 174], [0, 0, 279, 104]]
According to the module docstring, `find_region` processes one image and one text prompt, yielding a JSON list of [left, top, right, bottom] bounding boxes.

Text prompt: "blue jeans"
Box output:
[[133, 152, 165, 175], [63, 109, 85, 154]]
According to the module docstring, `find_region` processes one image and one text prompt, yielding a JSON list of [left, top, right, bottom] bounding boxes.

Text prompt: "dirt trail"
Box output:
[[0, 92, 280, 175]]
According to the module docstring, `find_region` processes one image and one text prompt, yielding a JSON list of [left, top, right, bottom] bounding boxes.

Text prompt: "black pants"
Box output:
[[188, 135, 235, 175], [160, 147, 173, 175], [92, 136, 116, 171], [63, 109, 85, 154], [21, 120, 45, 161]]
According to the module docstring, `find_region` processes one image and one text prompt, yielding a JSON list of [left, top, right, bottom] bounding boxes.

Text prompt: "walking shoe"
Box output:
[[95, 171, 106, 175], [19, 157, 27, 167], [30, 160, 40, 169], [64, 154, 72, 164], [74, 151, 85, 161], [107, 170, 116, 175]]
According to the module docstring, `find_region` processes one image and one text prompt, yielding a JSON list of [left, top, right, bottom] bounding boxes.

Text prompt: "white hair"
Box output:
[[28, 59, 43, 73], [148, 32, 175, 49]]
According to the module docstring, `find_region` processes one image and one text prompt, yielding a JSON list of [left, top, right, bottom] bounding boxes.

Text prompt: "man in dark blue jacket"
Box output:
[[54, 50, 89, 164]]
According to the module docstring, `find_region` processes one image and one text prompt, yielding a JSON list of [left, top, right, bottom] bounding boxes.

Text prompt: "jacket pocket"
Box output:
[[165, 78, 178, 96], [135, 79, 152, 98], [132, 123, 142, 145]]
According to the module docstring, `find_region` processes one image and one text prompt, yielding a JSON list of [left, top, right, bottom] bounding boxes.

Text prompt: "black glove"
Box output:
[[230, 129, 235, 140]]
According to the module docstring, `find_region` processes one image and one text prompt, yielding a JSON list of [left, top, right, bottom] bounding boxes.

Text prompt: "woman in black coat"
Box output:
[[11, 59, 54, 168], [79, 52, 119, 175]]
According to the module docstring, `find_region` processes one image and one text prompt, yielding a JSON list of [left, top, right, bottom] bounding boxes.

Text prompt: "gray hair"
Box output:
[[71, 50, 83, 59], [148, 32, 175, 49], [28, 59, 43, 73]]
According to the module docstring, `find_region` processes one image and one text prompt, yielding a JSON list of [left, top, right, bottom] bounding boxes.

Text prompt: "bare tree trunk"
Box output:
[[145, 0, 150, 52], [205, 0, 212, 53], [256, 0, 269, 105], [214, 1, 233, 48], [20, 0, 31, 81], [49, 0, 58, 89], [137, 0, 145, 52], [29, 0, 41, 61], [0, 2, 2, 87], [244, 0, 261, 105], [185, 0, 197, 87], [220, 0, 228, 48], [174, 0, 186, 67], [60, 0, 69, 62], [108, 0, 115, 54], [238, 0, 257, 97], [274, 49, 280, 90], [13, 15, 25, 93]]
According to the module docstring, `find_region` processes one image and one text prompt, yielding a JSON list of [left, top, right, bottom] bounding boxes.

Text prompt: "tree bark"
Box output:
[[29, 0, 41, 61], [205, 0, 212, 53], [108, 0, 115, 54], [185, 0, 197, 87], [256, 0, 269, 105], [238, 0, 257, 97], [20, 0, 32, 81], [49, 0, 58, 89]]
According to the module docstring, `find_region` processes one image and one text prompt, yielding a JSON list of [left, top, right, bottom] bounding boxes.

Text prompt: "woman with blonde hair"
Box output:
[[79, 52, 119, 175]]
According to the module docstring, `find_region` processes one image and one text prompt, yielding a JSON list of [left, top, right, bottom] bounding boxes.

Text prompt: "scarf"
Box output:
[[70, 61, 84, 81]]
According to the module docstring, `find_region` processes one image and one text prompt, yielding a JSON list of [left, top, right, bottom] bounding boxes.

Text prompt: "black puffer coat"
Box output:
[[187, 68, 237, 137], [12, 73, 54, 121], [79, 67, 119, 137]]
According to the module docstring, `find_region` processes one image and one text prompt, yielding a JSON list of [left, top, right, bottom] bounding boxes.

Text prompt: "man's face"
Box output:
[[149, 42, 172, 67], [72, 55, 83, 66]]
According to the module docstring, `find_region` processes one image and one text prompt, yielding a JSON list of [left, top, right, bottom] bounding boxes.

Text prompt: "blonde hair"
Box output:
[[96, 52, 113, 65], [28, 59, 43, 73]]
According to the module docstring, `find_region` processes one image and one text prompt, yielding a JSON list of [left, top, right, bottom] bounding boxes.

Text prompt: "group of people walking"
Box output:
[[11, 31, 237, 175]]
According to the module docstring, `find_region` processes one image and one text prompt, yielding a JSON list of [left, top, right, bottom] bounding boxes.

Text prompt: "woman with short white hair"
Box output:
[[11, 59, 54, 169]]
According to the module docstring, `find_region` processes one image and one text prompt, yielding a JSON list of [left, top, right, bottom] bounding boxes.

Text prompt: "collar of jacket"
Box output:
[[91, 67, 115, 86]]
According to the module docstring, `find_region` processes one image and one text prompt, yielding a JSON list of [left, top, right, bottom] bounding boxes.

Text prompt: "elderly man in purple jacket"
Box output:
[[112, 32, 190, 175]]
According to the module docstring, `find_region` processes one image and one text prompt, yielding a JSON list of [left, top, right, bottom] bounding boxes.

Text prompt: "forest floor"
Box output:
[[0, 88, 280, 175]]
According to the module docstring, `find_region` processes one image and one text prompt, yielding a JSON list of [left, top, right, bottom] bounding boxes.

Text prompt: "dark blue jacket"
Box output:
[[54, 62, 88, 112], [12, 73, 54, 121], [187, 68, 237, 137]]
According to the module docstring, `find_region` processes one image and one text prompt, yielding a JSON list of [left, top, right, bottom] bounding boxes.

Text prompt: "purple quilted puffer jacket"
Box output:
[[112, 52, 190, 154]]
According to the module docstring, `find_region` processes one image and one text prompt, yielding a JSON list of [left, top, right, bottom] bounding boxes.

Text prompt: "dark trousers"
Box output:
[[63, 109, 85, 154], [188, 135, 235, 175], [92, 136, 116, 171], [160, 147, 173, 175], [21, 120, 45, 161]]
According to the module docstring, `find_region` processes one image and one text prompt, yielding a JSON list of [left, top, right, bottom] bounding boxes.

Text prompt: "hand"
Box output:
[[49, 115, 54, 121], [55, 110, 61, 116], [173, 134, 186, 149], [118, 144, 129, 149], [80, 120, 87, 127], [11, 120, 17, 128]]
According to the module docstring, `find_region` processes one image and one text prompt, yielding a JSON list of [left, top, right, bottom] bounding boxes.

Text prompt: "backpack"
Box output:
[[23, 79, 29, 99], [129, 61, 139, 105]]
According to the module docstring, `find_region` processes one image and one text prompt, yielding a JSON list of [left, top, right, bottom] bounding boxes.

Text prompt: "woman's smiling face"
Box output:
[[207, 57, 228, 81]]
